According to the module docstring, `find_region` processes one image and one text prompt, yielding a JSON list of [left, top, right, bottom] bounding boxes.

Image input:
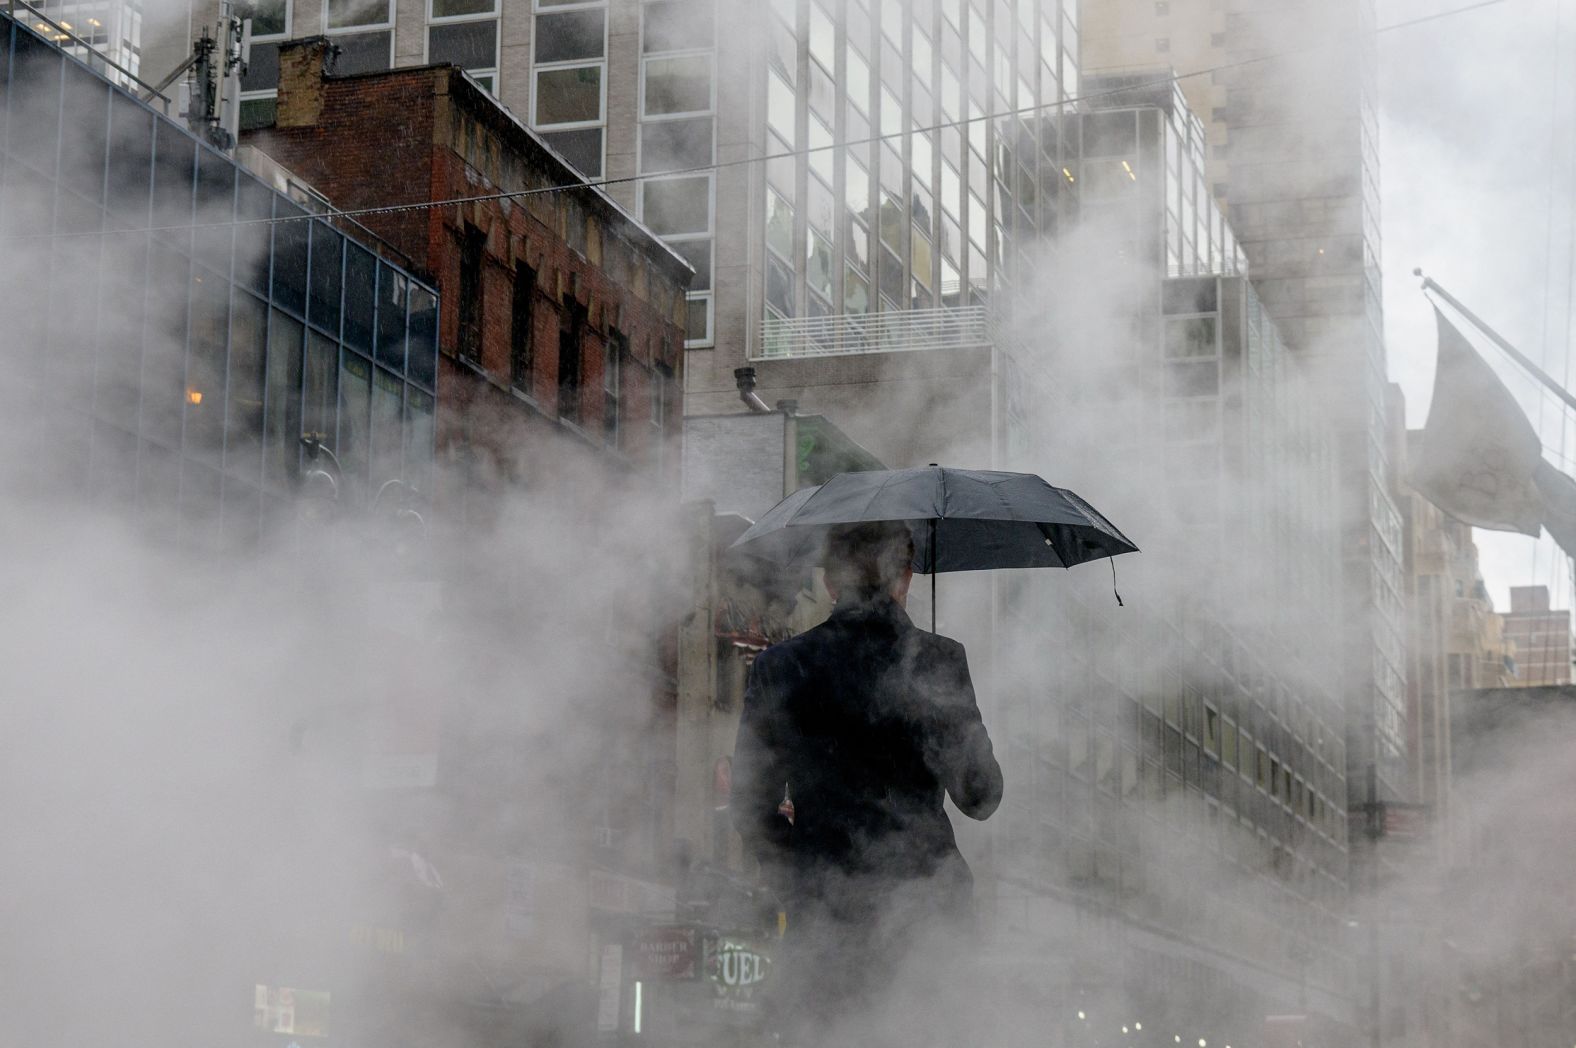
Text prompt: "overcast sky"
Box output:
[[1380, 0, 1576, 610]]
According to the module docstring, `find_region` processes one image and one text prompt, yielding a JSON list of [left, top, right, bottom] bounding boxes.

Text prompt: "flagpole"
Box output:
[[1416, 269, 1576, 415]]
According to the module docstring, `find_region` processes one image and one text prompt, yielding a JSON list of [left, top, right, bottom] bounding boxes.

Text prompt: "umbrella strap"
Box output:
[[1110, 557, 1124, 608]]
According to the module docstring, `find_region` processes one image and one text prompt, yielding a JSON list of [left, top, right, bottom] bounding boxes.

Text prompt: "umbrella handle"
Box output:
[[930, 518, 938, 633]]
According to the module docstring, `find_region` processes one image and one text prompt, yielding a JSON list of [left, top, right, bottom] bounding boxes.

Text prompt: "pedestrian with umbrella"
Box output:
[[729, 465, 1135, 1045]]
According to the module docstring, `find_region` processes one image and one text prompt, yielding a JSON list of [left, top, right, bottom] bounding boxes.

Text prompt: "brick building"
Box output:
[[1502, 585, 1573, 687], [235, 48, 696, 1043], [248, 40, 691, 522]]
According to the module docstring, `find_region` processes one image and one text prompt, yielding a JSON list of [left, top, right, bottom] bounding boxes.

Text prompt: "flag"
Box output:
[[1410, 308, 1544, 536], [1534, 459, 1576, 560]]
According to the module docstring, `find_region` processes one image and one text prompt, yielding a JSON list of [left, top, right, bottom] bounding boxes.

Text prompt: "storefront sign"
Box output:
[[588, 868, 675, 915], [706, 937, 772, 1014], [632, 926, 699, 981]]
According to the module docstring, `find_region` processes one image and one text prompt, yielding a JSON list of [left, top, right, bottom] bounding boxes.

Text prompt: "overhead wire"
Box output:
[[0, 0, 1508, 242]]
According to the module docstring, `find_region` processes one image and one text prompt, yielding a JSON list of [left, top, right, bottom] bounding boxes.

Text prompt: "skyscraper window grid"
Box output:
[[758, 0, 1076, 348], [638, 0, 716, 346]]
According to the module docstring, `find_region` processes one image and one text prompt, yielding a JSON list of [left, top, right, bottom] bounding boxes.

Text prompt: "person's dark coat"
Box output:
[[731, 593, 1002, 1034]]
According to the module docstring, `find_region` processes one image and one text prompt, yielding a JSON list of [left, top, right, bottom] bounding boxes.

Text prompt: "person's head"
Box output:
[[821, 521, 916, 606]]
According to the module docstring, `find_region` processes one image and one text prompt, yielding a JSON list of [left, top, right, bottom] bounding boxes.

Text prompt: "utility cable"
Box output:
[[1, 0, 1508, 242]]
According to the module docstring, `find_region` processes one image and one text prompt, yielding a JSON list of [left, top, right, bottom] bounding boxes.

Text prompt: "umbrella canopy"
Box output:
[[729, 465, 1138, 574]]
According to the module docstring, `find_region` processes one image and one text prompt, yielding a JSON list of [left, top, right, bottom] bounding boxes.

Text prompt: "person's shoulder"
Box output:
[[752, 623, 824, 670], [907, 627, 969, 665]]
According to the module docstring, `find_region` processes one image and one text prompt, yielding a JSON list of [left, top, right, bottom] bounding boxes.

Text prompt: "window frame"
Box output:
[[239, 0, 292, 40], [424, 0, 501, 90], [322, 0, 395, 33], [637, 171, 715, 238], [638, 51, 716, 120], [532, 62, 608, 130]]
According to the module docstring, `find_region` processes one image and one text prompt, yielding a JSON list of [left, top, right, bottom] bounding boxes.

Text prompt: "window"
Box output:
[[557, 303, 584, 422], [330, 31, 393, 73], [643, 0, 715, 53], [542, 128, 605, 179], [326, 0, 391, 28], [535, 8, 606, 62], [642, 54, 712, 116], [1165, 316, 1217, 358], [458, 225, 485, 362], [238, 0, 290, 36], [510, 264, 536, 393], [640, 175, 711, 236], [639, 117, 712, 174], [429, 22, 499, 79], [603, 333, 623, 446], [534, 0, 608, 168], [534, 65, 604, 126]]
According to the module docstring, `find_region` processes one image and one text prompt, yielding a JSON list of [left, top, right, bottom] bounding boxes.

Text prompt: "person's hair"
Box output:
[[822, 521, 915, 601]]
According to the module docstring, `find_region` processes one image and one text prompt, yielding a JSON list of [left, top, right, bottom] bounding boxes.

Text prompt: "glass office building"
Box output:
[[147, 0, 1079, 361], [980, 94, 1352, 1036], [0, 10, 439, 546]]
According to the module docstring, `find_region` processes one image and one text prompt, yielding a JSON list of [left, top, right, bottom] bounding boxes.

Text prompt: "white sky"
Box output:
[[1379, 0, 1576, 611]]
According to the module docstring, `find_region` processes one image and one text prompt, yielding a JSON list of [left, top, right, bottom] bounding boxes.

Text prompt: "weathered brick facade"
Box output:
[[250, 45, 690, 511]]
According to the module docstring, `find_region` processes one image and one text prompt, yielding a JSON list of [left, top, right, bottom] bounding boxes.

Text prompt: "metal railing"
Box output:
[[756, 305, 995, 360]]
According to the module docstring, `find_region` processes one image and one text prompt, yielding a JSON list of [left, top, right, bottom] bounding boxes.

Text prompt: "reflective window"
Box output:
[[237, 0, 290, 37], [535, 9, 605, 61], [639, 116, 712, 174], [541, 128, 604, 178], [643, 0, 714, 52], [642, 53, 712, 115], [640, 175, 712, 235], [534, 65, 604, 126], [325, 0, 391, 29]]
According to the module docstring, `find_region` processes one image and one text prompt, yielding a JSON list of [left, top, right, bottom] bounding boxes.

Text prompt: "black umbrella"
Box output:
[[729, 465, 1138, 629]]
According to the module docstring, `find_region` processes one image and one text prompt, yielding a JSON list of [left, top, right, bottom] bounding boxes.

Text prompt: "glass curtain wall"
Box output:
[[16, 0, 143, 84], [0, 14, 438, 544], [760, 0, 1074, 330], [638, 0, 715, 346]]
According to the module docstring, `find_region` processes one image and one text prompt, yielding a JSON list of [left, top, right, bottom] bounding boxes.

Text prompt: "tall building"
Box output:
[[1081, 1, 1407, 815], [968, 86, 1353, 1039], [1501, 585, 1572, 687], [142, 0, 1084, 464], [12, 0, 144, 85], [0, 9, 439, 544]]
